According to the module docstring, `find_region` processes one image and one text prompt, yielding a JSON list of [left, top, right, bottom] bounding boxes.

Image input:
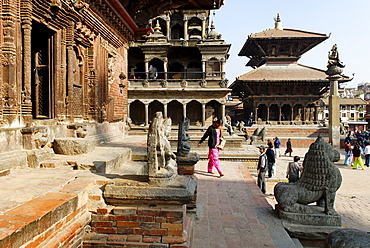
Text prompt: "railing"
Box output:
[[128, 71, 225, 80]]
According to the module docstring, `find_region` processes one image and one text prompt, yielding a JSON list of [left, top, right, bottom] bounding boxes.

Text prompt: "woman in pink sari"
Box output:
[[198, 119, 224, 178]]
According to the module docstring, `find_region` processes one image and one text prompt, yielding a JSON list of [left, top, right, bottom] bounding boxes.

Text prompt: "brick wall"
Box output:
[[83, 205, 192, 248], [0, 192, 91, 248]]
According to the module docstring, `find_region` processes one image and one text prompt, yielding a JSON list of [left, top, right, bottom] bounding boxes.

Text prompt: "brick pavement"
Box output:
[[192, 160, 296, 248]]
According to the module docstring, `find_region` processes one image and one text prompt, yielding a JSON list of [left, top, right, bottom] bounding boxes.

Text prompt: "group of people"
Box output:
[[344, 138, 368, 170], [197, 118, 302, 195], [257, 137, 299, 194]]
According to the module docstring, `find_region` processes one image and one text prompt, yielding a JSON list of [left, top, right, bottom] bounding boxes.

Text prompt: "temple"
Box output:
[[229, 14, 351, 125], [128, 10, 231, 126], [0, 0, 224, 168]]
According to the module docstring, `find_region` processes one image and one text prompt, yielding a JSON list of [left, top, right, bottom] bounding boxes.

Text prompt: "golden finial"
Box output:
[[154, 20, 161, 32]]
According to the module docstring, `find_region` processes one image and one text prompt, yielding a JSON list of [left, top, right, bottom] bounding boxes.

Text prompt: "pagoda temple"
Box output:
[[230, 14, 351, 125]]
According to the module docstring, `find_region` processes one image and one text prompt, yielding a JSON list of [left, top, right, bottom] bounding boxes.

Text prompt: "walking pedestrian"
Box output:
[[266, 139, 273, 148], [257, 146, 268, 194], [266, 144, 275, 178], [286, 156, 302, 183], [348, 144, 354, 167], [343, 141, 351, 165], [364, 142, 370, 167], [198, 119, 224, 177], [284, 138, 293, 157], [352, 143, 365, 170], [274, 137, 281, 158]]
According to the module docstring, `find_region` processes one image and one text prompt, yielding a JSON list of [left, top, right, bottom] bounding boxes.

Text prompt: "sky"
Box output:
[[212, 0, 370, 88]]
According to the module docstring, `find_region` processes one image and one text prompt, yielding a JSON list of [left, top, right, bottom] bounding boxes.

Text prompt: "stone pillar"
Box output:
[[202, 60, 206, 79], [201, 19, 206, 39], [315, 106, 319, 122], [278, 106, 282, 122], [202, 103, 206, 126], [127, 102, 130, 120], [183, 103, 187, 118], [326, 44, 345, 150], [221, 102, 225, 120], [254, 107, 258, 122], [166, 19, 170, 38], [144, 60, 149, 79], [183, 16, 188, 40], [266, 106, 270, 122], [328, 79, 340, 148], [145, 104, 149, 126], [220, 61, 224, 79], [291, 106, 294, 122], [164, 59, 168, 79], [163, 103, 168, 118]]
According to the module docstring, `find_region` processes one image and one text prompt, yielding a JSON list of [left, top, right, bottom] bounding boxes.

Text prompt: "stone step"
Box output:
[[77, 147, 132, 174], [0, 150, 28, 170], [110, 161, 147, 175]]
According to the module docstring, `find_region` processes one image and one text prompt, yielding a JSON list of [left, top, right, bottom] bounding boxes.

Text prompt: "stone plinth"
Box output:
[[276, 204, 341, 227], [103, 175, 196, 206], [282, 221, 342, 240], [176, 152, 200, 175]]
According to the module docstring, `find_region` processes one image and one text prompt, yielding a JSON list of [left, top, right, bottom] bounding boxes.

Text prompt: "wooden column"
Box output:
[[21, 8, 32, 120]]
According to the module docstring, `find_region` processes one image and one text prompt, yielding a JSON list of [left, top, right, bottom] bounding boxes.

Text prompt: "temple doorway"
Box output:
[[31, 21, 56, 119], [130, 100, 145, 125], [168, 100, 183, 125]]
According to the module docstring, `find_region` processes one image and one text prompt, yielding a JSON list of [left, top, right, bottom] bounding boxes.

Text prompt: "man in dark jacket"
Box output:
[[257, 146, 268, 194], [265, 144, 275, 178]]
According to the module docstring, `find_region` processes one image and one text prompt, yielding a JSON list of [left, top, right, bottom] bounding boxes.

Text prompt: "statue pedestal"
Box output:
[[176, 152, 200, 175], [104, 175, 197, 206], [276, 204, 342, 240], [276, 204, 341, 226]]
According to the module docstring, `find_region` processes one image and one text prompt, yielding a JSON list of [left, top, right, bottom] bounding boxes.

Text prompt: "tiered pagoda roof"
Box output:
[[238, 14, 329, 68]]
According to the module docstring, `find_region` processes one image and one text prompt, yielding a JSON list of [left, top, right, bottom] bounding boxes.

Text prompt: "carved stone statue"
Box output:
[[235, 120, 246, 134], [177, 116, 191, 157], [246, 127, 267, 145], [176, 116, 199, 175], [147, 112, 176, 180], [274, 135, 342, 216]]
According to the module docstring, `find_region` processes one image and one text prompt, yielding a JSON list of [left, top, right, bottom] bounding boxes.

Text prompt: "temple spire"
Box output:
[[274, 13, 283, 30]]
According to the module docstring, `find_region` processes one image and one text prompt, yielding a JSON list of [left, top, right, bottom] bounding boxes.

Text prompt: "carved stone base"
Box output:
[[276, 204, 341, 226], [176, 152, 200, 175], [104, 175, 197, 206], [282, 221, 342, 240]]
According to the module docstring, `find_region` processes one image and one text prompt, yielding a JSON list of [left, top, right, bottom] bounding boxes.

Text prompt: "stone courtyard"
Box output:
[[0, 128, 369, 247]]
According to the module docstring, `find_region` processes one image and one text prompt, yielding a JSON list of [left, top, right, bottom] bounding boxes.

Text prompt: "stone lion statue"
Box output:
[[274, 135, 342, 215], [246, 127, 267, 145]]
